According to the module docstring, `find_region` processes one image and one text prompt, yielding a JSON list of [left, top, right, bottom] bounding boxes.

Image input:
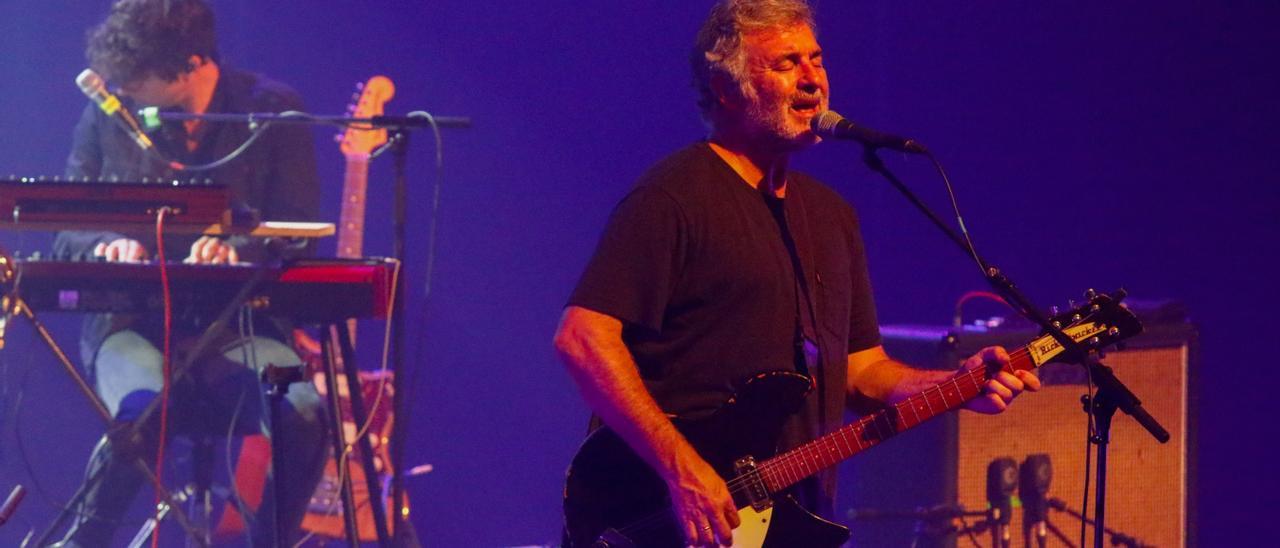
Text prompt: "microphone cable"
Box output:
[[921, 147, 1100, 548]]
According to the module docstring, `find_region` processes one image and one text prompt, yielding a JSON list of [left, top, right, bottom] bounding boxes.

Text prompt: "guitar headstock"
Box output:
[[338, 75, 396, 159], [1027, 289, 1144, 366]]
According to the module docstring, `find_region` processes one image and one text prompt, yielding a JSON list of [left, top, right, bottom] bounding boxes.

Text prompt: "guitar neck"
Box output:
[[335, 153, 369, 259], [755, 332, 1060, 494]]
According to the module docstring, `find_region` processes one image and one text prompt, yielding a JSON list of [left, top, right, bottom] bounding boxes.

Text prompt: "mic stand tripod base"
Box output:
[[0, 297, 208, 547]]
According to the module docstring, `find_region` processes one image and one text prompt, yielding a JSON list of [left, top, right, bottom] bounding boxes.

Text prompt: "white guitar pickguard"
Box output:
[[731, 505, 773, 548]]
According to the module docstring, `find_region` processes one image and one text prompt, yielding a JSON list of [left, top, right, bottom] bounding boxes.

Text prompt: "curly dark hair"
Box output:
[[86, 0, 220, 84]]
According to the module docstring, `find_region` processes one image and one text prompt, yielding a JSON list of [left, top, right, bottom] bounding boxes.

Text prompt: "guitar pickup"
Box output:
[[733, 456, 773, 511]]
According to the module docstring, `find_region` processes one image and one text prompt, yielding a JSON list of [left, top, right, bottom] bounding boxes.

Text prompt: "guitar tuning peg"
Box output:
[[333, 134, 343, 142], [1084, 288, 1098, 300], [356, 82, 365, 89]]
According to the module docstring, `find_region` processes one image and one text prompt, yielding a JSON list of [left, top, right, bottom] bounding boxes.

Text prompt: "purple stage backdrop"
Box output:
[[1, 1, 1276, 546]]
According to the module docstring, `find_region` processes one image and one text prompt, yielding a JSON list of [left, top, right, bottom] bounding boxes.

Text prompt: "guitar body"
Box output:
[[563, 371, 849, 548]]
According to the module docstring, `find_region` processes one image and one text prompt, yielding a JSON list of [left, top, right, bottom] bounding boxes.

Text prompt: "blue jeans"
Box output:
[[63, 330, 327, 547]]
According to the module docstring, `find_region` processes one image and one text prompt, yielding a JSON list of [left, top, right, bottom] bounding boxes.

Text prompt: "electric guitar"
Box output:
[[563, 290, 1142, 547]]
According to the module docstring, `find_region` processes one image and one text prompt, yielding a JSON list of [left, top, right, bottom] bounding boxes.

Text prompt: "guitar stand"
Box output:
[[316, 320, 393, 548]]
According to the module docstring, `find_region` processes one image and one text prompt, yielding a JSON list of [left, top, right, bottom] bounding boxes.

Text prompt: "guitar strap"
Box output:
[[762, 188, 823, 406], [784, 184, 835, 436]]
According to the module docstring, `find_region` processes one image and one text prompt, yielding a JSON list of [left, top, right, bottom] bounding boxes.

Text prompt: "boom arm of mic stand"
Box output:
[[860, 149, 1076, 356], [1089, 360, 1170, 443], [859, 148, 1169, 443], [147, 110, 473, 129], [1044, 518, 1077, 548]]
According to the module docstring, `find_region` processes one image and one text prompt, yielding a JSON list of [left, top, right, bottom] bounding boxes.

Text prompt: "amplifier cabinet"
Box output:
[[839, 321, 1197, 547]]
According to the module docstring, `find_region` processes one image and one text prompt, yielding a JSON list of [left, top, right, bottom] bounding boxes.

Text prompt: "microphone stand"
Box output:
[[846, 505, 987, 548], [387, 128, 417, 546], [1045, 519, 1075, 547], [1048, 498, 1150, 548], [857, 147, 1171, 548], [2, 246, 209, 547], [150, 110, 466, 546]]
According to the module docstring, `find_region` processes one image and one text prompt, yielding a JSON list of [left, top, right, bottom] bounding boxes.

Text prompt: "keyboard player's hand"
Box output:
[[185, 236, 240, 265], [93, 238, 148, 262]]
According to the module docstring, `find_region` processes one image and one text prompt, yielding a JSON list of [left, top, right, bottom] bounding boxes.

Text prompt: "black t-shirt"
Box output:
[[568, 142, 881, 515]]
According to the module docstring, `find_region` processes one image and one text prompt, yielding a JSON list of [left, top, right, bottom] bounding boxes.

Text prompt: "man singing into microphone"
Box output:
[[554, 1, 1041, 546], [52, 0, 325, 545]]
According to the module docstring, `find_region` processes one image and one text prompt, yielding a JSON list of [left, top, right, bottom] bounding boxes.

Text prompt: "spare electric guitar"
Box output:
[[563, 290, 1143, 547], [300, 75, 400, 541], [216, 76, 400, 542], [333, 75, 395, 262]]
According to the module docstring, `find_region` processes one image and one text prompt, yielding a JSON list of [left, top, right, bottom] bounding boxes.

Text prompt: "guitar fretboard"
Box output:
[[335, 153, 369, 259], [756, 346, 1038, 493]]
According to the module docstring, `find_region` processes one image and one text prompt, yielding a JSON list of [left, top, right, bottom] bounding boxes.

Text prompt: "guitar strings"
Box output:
[[607, 340, 1064, 539], [609, 356, 1015, 539], [722, 344, 1036, 494]]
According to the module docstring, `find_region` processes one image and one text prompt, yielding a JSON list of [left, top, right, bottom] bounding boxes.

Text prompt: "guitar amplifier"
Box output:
[[838, 305, 1197, 548]]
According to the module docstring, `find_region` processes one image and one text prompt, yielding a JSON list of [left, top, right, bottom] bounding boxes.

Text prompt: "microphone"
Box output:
[[1019, 454, 1052, 548], [811, 110, 927, 154], [986, 457, 1017, 548], [75, 68, 156, 152]]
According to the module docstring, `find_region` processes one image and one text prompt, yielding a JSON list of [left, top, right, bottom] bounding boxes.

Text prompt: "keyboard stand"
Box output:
[[2, 245, 210, 547]]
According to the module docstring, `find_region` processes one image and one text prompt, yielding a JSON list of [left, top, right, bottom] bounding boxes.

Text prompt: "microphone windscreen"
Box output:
[[76, 68, 104, 93], [811, 110, 844, 135]]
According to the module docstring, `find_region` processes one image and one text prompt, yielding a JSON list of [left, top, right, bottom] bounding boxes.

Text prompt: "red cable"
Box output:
[[953, 290, 1013, 327], [151, 207, 173, 548]]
